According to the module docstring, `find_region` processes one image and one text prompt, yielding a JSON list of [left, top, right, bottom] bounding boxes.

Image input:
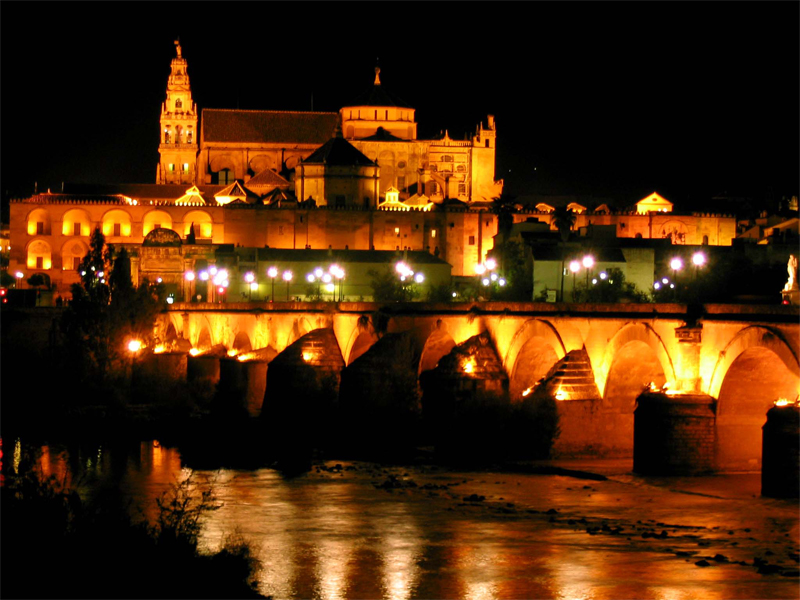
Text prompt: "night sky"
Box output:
[[2, 3, 797, 213]]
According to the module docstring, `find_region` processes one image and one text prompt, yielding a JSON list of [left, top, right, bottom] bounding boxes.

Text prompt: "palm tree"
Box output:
[[552, 206, 576, 242], [491, 193, 518, 274], [552, 206, 576, 301]]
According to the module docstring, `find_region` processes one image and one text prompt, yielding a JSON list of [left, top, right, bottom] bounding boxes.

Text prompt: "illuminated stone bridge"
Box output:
[[156, 302, 800, 469]]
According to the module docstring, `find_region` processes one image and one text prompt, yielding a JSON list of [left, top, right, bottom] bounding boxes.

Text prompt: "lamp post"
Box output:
[[582, 255, 594, 290], [267, 266, 278, 302], [670, 257, 683, 300], [282, 269, 293, 302], [184, 270, 196, 302], [15, 271, 23, 289], [691, 251, 706, 281], [569, 260, 580, 302], [244, 271, 255, 301], [314, 267, 323, 298], [329, 264, 344, 302]]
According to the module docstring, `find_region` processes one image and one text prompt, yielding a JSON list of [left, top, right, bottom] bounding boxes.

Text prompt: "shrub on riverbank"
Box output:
[[1, 457, 265, 599]]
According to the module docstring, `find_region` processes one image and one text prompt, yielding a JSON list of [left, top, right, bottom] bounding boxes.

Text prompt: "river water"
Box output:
[[7, 438, 799, 599]]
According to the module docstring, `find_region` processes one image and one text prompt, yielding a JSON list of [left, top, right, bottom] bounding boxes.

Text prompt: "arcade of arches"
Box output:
[[156, 304, 799, 469]]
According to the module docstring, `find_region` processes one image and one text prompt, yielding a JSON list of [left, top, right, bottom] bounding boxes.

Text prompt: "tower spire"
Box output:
[[157, 41, 198, 184], [374, 66, 381, 86]]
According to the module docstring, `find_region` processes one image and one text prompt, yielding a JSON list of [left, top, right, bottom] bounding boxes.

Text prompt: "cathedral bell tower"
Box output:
[[157, 40, 198, 185]]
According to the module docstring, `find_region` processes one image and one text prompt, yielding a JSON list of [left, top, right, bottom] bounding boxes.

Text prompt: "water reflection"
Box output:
[[5, 440, 798, 600]]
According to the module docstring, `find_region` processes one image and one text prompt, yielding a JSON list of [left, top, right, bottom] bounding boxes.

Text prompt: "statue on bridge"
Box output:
[[782, 254, 798, 305], [785, 255, 798, 291]]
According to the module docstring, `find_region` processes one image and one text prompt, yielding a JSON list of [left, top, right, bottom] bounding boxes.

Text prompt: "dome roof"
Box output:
[[343, 67, 413, 109]]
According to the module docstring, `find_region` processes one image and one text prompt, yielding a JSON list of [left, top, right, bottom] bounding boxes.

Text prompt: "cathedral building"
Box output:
[[7, 41, 736, 301]]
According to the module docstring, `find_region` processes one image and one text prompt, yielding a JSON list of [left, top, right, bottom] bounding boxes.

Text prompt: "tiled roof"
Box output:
[[517, 194, 623, 212], [359, 127, 407, 142], [302, 137, 376, 167], [246, 168, 291, 189], [21, 193, 126, 204], [345, 83, 412, 109], [261, 188, 298, 206], [202, 109, 338, 144], [62, 183, 226, 201]]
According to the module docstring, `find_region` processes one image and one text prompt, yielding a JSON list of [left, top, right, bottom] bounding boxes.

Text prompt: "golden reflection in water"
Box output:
[[543, 529, 732, 600], [13, 438, 21, 474], [314, 538, 350, 600], [248, 474, 302, 600], [310, 478, 360, 600], [448, 522, 500, 600], [379, 503, 421, 600]]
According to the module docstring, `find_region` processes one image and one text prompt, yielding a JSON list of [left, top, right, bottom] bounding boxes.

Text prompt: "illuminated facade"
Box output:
[[7, 43, 739, 297]]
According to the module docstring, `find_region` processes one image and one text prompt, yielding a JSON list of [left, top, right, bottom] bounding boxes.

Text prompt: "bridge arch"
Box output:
[[344, 317, 380, 366], [503, 319, 567, 399], [418, 321, 457, 374], [709, 326, 800, 471], [598, 323, 675, 455], [196, 327, 213, 351], [708, 325, 799, 400], [164, 322, 178, 344], [232, 331, 252, 354], [597, 322, 676, 397], [286, 317, 312, 348]]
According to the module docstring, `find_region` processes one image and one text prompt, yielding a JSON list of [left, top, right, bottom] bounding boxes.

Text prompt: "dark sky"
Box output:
[[2, 3, 798, 212]]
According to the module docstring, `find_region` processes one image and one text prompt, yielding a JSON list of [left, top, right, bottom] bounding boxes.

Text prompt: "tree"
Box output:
[[490, 240, 531, 301], [492, 193, 518, 245], [27, 273, 48, 290], [572, 267, 651, 303], [368, 267, 419, 302], [61, 228, 165, 389], [552, 206, 576, 242], [552, 207, 577, 300]]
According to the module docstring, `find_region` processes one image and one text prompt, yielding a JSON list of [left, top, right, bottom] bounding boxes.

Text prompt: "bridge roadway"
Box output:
[[158, 301, 800, 466]]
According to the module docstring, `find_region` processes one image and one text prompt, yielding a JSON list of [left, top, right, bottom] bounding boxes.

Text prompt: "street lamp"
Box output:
[[692, 251, 706, 281], [670, 257, 683, 299], [15, 271, 23, 289], [322, 273, 333, 300], [569, 260, 580, 301], [244, 271, 255, 301], [267, 266, 278, 302], [329, 264, 345, 301], [582, 255, 594, 289], [282, 269, 293, 301]]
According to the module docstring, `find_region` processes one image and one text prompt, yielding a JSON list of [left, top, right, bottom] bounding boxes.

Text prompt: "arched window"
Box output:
[[175, 98, 183, 110], [27, 208, 50, 236], [164, 128, 171, 144], [175, 125, 183, 144], [27, 240, 52, 270], [183, 210, 213, 239], [62, 209, 92, 237], [62, 240, 88, 271], [102, 209, 133, 238], [187, 129, 193, 143], [143, 210, 173, 236]]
